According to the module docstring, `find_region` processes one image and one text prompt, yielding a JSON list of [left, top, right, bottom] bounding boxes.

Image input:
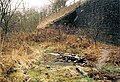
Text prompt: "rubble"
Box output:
[[48, 52, 87, 65]]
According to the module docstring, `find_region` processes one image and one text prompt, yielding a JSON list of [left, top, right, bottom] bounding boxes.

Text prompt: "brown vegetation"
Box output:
[[0, 27, 120, 81]]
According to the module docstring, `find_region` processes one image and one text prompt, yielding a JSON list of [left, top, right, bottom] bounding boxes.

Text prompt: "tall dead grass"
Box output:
[[0, 32, 38, 81], [0, 27, 120, 81]]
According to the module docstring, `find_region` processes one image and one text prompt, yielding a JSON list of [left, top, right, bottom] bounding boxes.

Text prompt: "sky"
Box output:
[[12, 0, 51, 10], [27, 0, 51, 8], [27, 0, 79, 7], [12, 0, 79, 10]]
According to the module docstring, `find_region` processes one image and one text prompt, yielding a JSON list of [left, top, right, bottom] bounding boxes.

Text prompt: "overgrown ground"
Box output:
[[0, 28, 120, 82]]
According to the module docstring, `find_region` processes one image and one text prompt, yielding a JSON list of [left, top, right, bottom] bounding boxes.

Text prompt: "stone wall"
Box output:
[[75, 0, 119, 46], [54, 0, 119, 46]]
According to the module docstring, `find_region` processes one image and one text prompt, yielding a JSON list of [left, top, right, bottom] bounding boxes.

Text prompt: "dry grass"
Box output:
[[0, 28, 120, 82], [0, 32, 42, 81]]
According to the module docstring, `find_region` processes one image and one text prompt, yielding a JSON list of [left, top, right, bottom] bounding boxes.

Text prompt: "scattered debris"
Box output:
[[48, 52, 87, 65], [75, 65, 88, 75]]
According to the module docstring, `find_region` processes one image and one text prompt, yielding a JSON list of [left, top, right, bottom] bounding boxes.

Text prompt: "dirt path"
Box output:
[[96, 49, 111, 69]]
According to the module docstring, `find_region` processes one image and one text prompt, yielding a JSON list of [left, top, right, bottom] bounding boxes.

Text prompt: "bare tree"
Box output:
[[49, 0, 68, 12], [0, 0, 23, 55], [0, 0, 23, 37]]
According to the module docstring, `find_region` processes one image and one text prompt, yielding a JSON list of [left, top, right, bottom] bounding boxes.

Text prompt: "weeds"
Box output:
[[84, 75, 95, 82], [103, 65, 120, 73], [0, 28, 120, 82]]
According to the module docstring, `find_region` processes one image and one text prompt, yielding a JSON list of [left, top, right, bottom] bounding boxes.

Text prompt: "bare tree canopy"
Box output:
[[0, 0, 23, 34], [49, 0, 68, 12]]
